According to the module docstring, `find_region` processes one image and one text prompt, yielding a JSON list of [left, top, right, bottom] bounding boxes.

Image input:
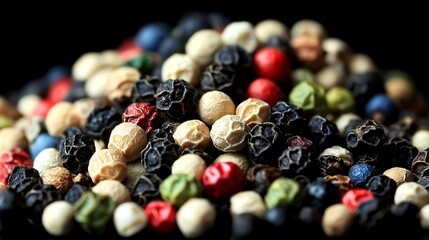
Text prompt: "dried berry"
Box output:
[[122, 102, 159, 133], [365, 174, 397, 203], [59, 133, 96, 174], [141, 138, 181, 179], [411, 148, 429, 178], [131, 174, 162, 206], [64, 184, 89, 204], [270, 101, 307, 135], [346, 119, 387, 155], [214, 45, 252, 82], [278, 146, 320, 180], [131, 76, 161, 104], [301, 177, 339, 213], [387, 115, 418, 141], [307, 115, 342, 154], [200, 63, 236, 93], [181, 147, 213, 166], [7, 166, 42, 198], [246, 164, 282, 196], [383, 137, 418, 169], [25, 183, 62, 224], [86, 106, 122, 144]]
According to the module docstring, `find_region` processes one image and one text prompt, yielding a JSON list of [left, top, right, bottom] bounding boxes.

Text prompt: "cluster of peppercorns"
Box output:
[[1, 11, 429, 240]]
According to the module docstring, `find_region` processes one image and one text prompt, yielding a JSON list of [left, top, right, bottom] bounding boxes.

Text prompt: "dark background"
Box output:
[[2, 4, 428, 99]]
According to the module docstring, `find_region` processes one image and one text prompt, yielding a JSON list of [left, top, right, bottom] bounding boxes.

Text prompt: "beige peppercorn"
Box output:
[[88, 148, 127, 184], [383, 167, 414, 186], [72, 98, 97, 129], [0, 127, 28, 156], [254, 19, 289, 44], [221, 21, 259, 53], [113, 202, 148, 237], [85, 67, 114, 98], [335, 113, 361, 136], [171, 154, 206, 182], [412, 130, 429, 151], [348, 53, 376, 74], [107, 66, 141, 104], [92, 179, 131, 206], [72, 52, 102, 81], [108, 122, 148, 162], [322, 203, 354, 238], [125, 160, 146, 191], [41, 166, 74, 194], [236, 98, 271, 129], [0, 182, 7, 191], [177, 198, 216, 239], [45, 101, 81, 137], [173, 119, 211, 151], [42, 201, 75, 236], [420, 204, 429, 229], [210, 114, 249, 152], [13, 116, 42, 144], [394, 181, 429, 208], [99, 49, 122, 68], [230, 190, 266, 218], [322, 38, 352, 65], [315, 64, 345, 91], [17, 94, 41, 117], [198, 90, 235, 126], [186, 29, 223, 67], [214, 152, 250, 173], [318, 146, 354, 165], [162, 53, 200, 86], [33, 148, 62, 176]]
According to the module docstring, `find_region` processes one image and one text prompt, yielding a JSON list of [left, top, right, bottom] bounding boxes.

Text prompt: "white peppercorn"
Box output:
[[348, 53, 376, 74], [13, 117, 42, 144], [162, 53, 200, 86], [88, 148, 127, 184], [394, 181, 429, 208], [236, 98, 271, 129], [93, 139, 106, 152], [41, 166, 74, 194], [221, 21, 259, 53], [72, 98, 97, 129], [92, 179, 131, 206], [198, 90, 235, 126], [318, 146, 353, 164], [254, 19, 289, 44], [186, 29, 223, 67], [0, 127, 29, 156], [107, 66, 141, 103], [45, 101, 81, 137], [335, 113, 361, 135], [108, 122, 148, 162], [322, 37, 351, 65], [230, 190, 266, 218], [315, 64, 345, 90], [419, 204, 429, 229], [99, 49, 122, 68], [210, 114, 249, 152], [113, 202, 148, 237], [383, 167, 414, 186], [214, 152, 250, 173], [173, 119, 211, 151], [72, 52, 102, 81], [42, 201, 75, 236], [17, 94, 41, 117], [33, 148, 62, 176], [322, 203, 354, 238], [177, 198, 216, 238], [85, 67, 114, 98], [171, 154, 206, 181], [412, 129, 429, 151]]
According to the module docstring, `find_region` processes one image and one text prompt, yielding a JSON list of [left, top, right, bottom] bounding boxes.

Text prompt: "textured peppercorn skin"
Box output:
[[7, 166, 42, 198], [25, 183, 62, 224], [365, 175, 397, 203], [131, 76, 161, 104], [246, 164, 282, 196], [271, 101, 307, 135], [346, 119, 387, 155], [122, 102, 159, 133], [141, 138, 181, 179], [131, 174, 162, 206], [59, 133, 96, 175], [0, 148, 32, 185], [307, 115, 342, 154], [383, 137, 418, 169], [86, 106, 122, 144], [278, 146, 320, 180]]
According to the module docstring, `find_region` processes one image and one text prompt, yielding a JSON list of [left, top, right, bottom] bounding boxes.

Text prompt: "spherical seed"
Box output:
[[383, 167, 414, 186], [85, 67, 114, 98], [412, 130, 429, 151], [72, 52, 102, 81], [160, 173, 202, 207], [221, 21, 259, 53], [264, 177, 302, 209], [42, 201, 75, 236], [17, 94, 41, 117], [214, 152, 250, 173], [72, 98, 97, 129], [45, 102, 81, 137], [177, 198, 216, 238], [394, 182, 429, 208], [171, 154, 206, 181], [0, 148, 32, 185], [230, 190, 266, 218], [162, 53, 200, 86], [88, 148, 127, 184], [322, 37, 351, 65], [41, 166, 74, 194], [348, 53, 376, 74], [173, 119, 211, 150], [122, 102, 159, 133], [186, 29, 223, 67], [125, 160, 146, 191], [92, 179, 131, 206], [210, 114, 249, 152], [108, 122, 148, 162], [254, 19, 289, 44], [420, 204, 429, 229], [198, 90, 235, 126], [0, 127, 29, 156], [321, 203, 354, 238], [236, 98, 271, 129], [107, 66, 141, 103], [113, 202, 148, 237]]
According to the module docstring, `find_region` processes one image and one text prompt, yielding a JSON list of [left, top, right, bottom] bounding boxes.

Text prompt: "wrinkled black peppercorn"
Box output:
[[147, 128, 173, 142], [131, 174, 162, 206], [278, 146, 320, 180], [318, 155, 351, 176], [353, 199, 393, 237], [86, 106, 122, 144], [411, 148, 429, 178], [25, 183, 62, 224], [383, 137, 418, 169], [365, 175, 397, 203], [59, 133, 96, 175], [214, 45, 252, 84], [131, 76, 162, 104], [264, 204, 299, 236], [200, 63, 236, 93], [141, 138, 181, 179], [307, 115, 342, 154], [301, 177, 339, 213], [245, 164, 282, 196], [387, 115, 418, 141], [8, 166, 42, 198], [346, 119, 387, 155], [155, 79, 198, 122], [64, 184, 89, 204], [355, 152, 385, 172], [231, 213, 267, 240], [271, 101, 307, 135]]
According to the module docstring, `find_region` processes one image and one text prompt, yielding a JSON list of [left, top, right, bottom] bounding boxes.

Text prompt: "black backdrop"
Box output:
[[2, 4, 428, 99]]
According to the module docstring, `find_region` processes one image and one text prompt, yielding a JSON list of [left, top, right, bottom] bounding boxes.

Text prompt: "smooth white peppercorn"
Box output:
[[236, 98, 271, 129], [322, 203, 354, 238], [383, 167, 414, 186], [108, 122, 148, 162], [88, 148, 127, 184], [0, 127, 28, 156], [318, 146, 353, 164], [171, 154, 206, 181], [173, 119, 211, 151], [42, 201, 75, 236], [72, 52, 102, 81], [186, 29, 223, 67], [394, 181, 429, 208], [210, 114, 249, 152], [348, 53, 376, 74], [85, 67, 114, 98], [162, 53, 200, 86], [322, 37, 351, 65], [420, 204, 429, 229], [17, 94, 41, 117], [254, 19, 289, 44], [177, 198, 216, 238], [92, 179, 131, 206], [412, 129, 429, 151], [198, 90, 235, 126], [335, 113, 361, 135], [315, 64, 344, 90], [221, 21, 259, 53], [214, 152, 249, 173], [45, 101, 81, 137], [230, 190, 266, 218], [113, 202, 148, 237]]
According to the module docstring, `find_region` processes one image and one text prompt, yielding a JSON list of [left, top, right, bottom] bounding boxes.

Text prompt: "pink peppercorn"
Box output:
[[0, 148, 32, 185], [253, 47, 291, 83], [202, 161, 245, 202], [117, 37, 143, 62], [144, 200, 177, 235], [47, 77, 73, 104], [246, 78, 285, 107], [341, 188, 374, 212], [122, 102, 159, 133], [32, 98, 55, 119]]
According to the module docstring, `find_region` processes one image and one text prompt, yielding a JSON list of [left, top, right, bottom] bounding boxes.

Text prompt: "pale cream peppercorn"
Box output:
[[236, 98, 271, 129], [113, 202, 148, 237], [419, 204, 429, 229], [230, 190, 266, 218], [162, 53, 200, 86], [108, 122, 148, 162], [394, 181, 429, 208], [322, 38, 352, 65], [383, 167, 414, 186], [322, 203, 354, 238], [171, 154, 206, 181], [210, 114, 249, 152], [42, 201, 75, 236], [45, 101, 81, 137], [318, 146, 354, 165], [177, 198, 216, 239], [85, 67, 113, 98], [0, 127, 28, 155], [72, 52, 102, 81], [335, 113, 361, 135], [173, 119, 211, 151], [412, 129, 429, 151], [72, 98, 97, 129], [221, 21, 259, 53], [33, 148, 62, 176], [41, 166, 74, 194], [125, 160, 146, 191], [107, 66, 141, 103], [93, 139, 106, 152], [186, 29, 223, 67], [315, 64, 345, 90], [13, 116, 42, 144], [99, 49, 122, 67], [17, 94, 41, 117], [348, 53, 376, 74], [92, 179, 131, 206], [88, 148, 127, 184], [254, 19, 289, 44], [198, 90, 235, 126], [214, 152, 249, 173]]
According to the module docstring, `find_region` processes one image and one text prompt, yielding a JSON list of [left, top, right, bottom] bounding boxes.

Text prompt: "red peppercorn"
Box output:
[[32, 98, 55, 119], [341, 188, 374, 212], [0, 148, 32, 185], [253, 47, 291, 83], [117, 37, 143, 62], [47, 77, 73, 104], [246, 78, 285, 107], [122, 102, 159, 133], [145, 200, 177, 234], [202, 161, 245, 202]]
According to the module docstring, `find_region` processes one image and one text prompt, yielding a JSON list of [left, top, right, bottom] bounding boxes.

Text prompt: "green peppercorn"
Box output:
[[289, 80, 327, 116], [325, 86, 355, 115], [160, 173, 202, 207], [264, 177, 302, 209]]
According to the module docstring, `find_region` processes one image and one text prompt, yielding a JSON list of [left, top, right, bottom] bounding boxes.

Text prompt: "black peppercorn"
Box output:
[[296, 206, 325, 238], [245, 164, 282, 196], [231, 213, 267, 240], [307, 115, 342, 154], [264, 204, 299, 236], [278, 146, 320, 180], [353, 199, 394, 237], [0, 189, 30, 239], [214, 45, 252, 84], [155, 79, 198, 122], [131, 173, 162, 206], [86, 106, 122, 144], [365, 174, 397, 204], [387, 115, 418, 141], [355, 152, 385, 172], [158, 35, 186, 62], [346, 119, 387, 155], [390, 202, 423, 238], [8, 166, 42, 198], [411, 148, 429, 178], [64, 184, 89, 204], [141, 138, 181, 179], [200, 63, 235, 92], [59, 133, 96, 175], [63, 81, 87, 102], [147, 128, 173, 142], [131, 75, 161, 104], [25, 183, 62, 224], [301, 177, 339, 213], [383, 137, 418, 169], [271, 101, 307, 135]]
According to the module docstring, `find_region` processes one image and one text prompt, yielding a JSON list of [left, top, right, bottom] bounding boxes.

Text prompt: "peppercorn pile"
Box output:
[[1, 11, 429, 240]]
